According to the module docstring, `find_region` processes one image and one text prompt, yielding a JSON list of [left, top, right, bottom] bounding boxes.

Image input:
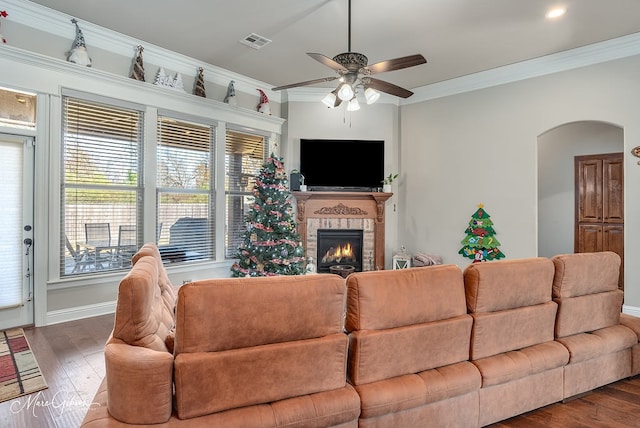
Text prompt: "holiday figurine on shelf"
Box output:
[[458, 203, 506, 262], [230, 154, 305, 277], [67, 18, 92, 67], [224, 80, 237, 106], [0, 10, 8, 45], [257, 89, 271, 114], [194, 67, 206, 97], [130, 45, 145, 81]]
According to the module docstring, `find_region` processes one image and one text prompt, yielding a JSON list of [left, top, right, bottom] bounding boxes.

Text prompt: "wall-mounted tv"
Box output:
[[300, 139, 384, 191]]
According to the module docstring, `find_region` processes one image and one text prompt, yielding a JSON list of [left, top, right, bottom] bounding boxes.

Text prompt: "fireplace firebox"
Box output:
[[316, 229, 363, 273]]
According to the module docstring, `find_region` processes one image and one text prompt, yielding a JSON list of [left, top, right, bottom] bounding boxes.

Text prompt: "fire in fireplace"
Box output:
[[316, 229, 363, 273]]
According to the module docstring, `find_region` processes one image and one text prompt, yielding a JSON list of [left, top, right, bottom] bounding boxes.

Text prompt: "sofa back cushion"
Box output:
[[175, 274, 346, 353], [345, 266, 473, 385], [551, 251, 621, 298], [173, 274, 349, 419], [465, 257, 554, 312], [552, 252, 623, 337], [346, 265, 467, 331], [464, 258, 557, 360], [112, 255, 175, 353], [132, 242, 176, 315]]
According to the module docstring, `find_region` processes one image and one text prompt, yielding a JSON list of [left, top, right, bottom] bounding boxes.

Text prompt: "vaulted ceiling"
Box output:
[[29, 0, 640, 93]]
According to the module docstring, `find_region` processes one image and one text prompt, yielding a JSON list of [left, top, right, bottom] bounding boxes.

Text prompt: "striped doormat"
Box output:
[[0, 328, 47, 403]]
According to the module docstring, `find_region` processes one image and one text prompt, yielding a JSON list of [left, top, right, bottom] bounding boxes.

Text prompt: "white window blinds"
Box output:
[[157, 116, 215, 263], [225, 130, 266, 258], [61, 96, 143, 276], [0, 140, 24, 307]]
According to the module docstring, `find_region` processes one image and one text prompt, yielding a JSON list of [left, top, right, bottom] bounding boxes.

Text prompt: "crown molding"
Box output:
[[4, 0, 282, 102], [7, 0, 640, 107], [405, 32, 640, 105]]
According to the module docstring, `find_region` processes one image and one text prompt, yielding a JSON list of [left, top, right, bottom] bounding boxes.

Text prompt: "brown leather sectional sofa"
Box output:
[[81, 244, 640, 427]]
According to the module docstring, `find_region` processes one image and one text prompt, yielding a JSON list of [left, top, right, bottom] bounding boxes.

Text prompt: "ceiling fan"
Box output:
[[271, 0, 427, 109]]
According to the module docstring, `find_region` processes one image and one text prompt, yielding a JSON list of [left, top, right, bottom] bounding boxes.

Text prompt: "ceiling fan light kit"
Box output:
[[271, 0, 427, 111]]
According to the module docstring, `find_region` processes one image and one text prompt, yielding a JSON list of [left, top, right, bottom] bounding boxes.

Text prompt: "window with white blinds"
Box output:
[[61, 96, 143, 276], [225, 130, 267, 258], [157, 116, 215, 263]]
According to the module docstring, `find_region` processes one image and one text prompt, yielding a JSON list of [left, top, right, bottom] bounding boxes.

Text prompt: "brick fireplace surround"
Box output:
[[292, 191, 392, 271]]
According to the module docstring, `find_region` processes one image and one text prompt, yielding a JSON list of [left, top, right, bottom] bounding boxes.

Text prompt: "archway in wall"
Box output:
[[537, 121, 623, 258]]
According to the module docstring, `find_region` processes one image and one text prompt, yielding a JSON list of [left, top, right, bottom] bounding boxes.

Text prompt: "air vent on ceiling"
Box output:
[[240, 33, 272, 50]]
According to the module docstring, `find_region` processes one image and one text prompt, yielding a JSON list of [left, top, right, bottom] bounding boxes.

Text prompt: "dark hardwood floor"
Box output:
[[1, 314, 114, 428], [2, 314, 640, 427]]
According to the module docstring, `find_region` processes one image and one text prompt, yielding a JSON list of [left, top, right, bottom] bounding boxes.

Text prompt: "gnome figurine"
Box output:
[[67, 19, 92, 67], [257, 89, 271, 115], [224, 80, 237, 106]]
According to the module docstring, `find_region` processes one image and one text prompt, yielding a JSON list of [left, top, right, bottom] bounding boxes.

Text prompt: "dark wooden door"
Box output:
[[575, 153, 624, 290]]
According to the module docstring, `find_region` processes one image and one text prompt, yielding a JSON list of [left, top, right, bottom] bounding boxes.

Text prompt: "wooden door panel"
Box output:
[[577, 224, 602, 253], [603, 158, 624, 223], [576, 159, 602, 223], [603, 225, 624, 290]]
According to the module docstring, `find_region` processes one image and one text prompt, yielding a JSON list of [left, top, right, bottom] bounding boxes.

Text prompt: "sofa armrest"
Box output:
[[105, 343, 174, 424], [620, 313, 640, 342]]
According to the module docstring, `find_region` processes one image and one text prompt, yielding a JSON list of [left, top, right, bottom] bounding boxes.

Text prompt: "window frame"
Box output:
[[156, 113, 217, 264], [60, 92, 144, 277]]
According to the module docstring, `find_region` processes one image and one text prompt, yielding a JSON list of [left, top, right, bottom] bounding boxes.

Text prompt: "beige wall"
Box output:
[[400, 55, 640, 309]]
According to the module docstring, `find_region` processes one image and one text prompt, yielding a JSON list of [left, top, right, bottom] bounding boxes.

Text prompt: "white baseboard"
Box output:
[[45, 301, 116, 326], [623, 305, 640, 317]]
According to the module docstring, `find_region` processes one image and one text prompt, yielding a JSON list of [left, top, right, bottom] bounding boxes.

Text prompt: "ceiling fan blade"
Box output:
[[364, 54, 427, 75], [366, 77, 414, 98], [307, 53, 348, 72], [272, 76, 338, 91]]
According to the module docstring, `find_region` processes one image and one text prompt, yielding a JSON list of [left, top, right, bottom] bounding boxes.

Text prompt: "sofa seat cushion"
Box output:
[[473, 341, 569, 388], [355, 361, 481, 419], [556, 324, 637, 364]]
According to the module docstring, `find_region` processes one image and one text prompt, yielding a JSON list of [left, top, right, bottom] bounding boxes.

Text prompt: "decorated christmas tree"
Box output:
[[230, 154, 305, 277], [458, 204, 506, 262]]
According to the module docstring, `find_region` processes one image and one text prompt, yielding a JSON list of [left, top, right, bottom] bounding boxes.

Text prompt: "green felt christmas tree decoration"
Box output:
[[230, 154, 305, 277], [458, 203, 506, 262]]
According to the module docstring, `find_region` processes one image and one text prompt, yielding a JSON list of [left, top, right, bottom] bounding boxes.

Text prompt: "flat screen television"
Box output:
[[299, 139, 384, 191]]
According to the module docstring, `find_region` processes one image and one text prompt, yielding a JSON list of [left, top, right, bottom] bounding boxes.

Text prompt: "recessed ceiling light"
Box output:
[[546, 7, 566, 19]]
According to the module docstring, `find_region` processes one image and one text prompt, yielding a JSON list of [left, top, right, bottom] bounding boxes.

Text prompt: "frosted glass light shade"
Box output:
[[347, 97, 360, 111], [322, 92, 337, 108], [337, 83, 354, 101], [364, 87, 380, 104]]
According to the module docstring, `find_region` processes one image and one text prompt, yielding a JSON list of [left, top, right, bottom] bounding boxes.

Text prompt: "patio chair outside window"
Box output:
[[84, 223, 113, 269], [116, 225, 138, 267]]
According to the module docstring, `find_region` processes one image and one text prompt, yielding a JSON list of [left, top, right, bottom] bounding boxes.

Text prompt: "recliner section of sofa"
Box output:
[[172, 275, 360, 425], [464, 257, 569, 426], [82, 246, 640, 427], [551, 251, 637, 398], [345, 266, 481, 427]]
